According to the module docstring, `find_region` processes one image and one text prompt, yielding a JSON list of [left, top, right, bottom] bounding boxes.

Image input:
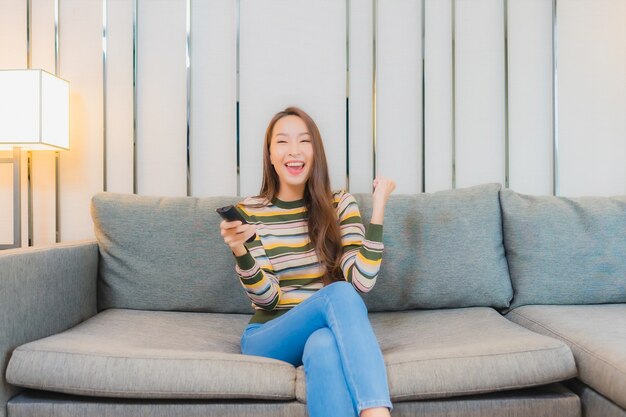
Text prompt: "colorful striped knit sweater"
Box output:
[[234, 190, 384, 324]]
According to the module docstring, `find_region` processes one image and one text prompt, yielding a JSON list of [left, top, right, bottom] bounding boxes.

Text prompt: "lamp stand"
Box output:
[[28, 150, 33, 246]]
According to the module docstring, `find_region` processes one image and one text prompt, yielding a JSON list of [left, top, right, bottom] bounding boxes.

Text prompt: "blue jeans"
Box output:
[[240, 281, 393, 417]]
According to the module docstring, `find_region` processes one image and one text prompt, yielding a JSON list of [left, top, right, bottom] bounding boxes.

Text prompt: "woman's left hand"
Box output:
[[372, 176, 396, 208]]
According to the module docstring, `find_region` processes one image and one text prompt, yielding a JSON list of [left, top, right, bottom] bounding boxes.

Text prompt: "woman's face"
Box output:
[[269, 115, 314, 199]]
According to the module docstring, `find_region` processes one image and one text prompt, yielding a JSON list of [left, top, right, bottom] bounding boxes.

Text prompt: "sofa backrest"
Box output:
[[91, 183, 513, 314], [500, 188, 626, 309]]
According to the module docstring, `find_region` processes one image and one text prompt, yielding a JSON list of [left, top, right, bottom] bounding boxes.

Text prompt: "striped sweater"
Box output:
[[234, 190, 384, 324]]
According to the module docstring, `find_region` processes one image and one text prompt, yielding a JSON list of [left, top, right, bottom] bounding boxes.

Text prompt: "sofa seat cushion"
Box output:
[[5, 309, 295, 400], [295, 308, 577, 402], [506, 304, 626, 409]]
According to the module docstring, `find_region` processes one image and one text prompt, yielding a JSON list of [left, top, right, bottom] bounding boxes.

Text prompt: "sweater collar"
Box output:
[[271, 195, 305, 209]]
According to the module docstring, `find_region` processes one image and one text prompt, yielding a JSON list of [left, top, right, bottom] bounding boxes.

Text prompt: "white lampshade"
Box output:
[[0, 69, 69, 151]]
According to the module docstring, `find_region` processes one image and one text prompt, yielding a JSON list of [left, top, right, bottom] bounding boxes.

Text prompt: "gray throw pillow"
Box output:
[[356, 183, 513, 311], [91, 192, 254, 313], [500, 188, 626, 308]]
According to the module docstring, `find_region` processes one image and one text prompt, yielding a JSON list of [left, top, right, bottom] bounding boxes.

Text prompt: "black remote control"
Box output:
[[216, 205, 256, 243]]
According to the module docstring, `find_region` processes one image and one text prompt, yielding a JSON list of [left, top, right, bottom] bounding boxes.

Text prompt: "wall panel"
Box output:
[[377, 0, 423, 193], [31, 0, 55, 73], [30, 150, 56, 245], [558, 0, 626, 197], [105, 0, 134, 194], [190, 0, 237, 197], [58, 0, 104, 241], [0, 0, 625, 247], [0, 0, 27, 69], [507, 0, 553, 195], [239, 0, 346, 197], [136, 0, 187, 196], [31, 0, 58, 245], [455, 0, 505, 188], [424, 0, 453, 193], [0, 162, 14, 245], [0, 0, 27, 247], [347, 0, 374, 194]]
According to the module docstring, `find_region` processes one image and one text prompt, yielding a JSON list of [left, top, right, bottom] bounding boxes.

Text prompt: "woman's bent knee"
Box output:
[[303, 327, 338, 365]]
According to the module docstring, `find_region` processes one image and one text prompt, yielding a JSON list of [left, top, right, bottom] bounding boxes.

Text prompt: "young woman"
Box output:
[[219, 106, 396, 417]]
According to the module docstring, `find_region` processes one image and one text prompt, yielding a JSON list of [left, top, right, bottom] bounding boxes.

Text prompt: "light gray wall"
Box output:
[[0, 0, 625, 246]]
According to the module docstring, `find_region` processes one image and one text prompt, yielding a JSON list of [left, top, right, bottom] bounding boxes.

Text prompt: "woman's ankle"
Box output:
[[360, 406, 391, 417]]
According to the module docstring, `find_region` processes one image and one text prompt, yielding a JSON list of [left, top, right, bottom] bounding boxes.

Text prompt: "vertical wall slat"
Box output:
[[376, 0, 423, 193], [136, 0, 187, 197], [105, 0, 134, 194], [31, 0, 55, 73], [508, 0, 553, 195], [347, 0, 374, 194], [31, 0, 58, 245], [455, 0, 506, 188], [0, 0, 27, 69], [0, 0, 27, 247], [239, 0, 346, 197], [558, 0, 626, 197], [58, 0, 104, 241], [190, 0, 237, 197], [424, 0, 453, 193]]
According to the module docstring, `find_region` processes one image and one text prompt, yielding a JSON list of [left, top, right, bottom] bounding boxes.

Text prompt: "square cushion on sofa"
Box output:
[[500, 188, 626, 308], [91, 193, 256, 313], [356, 183, 513, 311], [5, 309, 295, 400], [295, 308, 576, 402], [506, 304, 626, 410]]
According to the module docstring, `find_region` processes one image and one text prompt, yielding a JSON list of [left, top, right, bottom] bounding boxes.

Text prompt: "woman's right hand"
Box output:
[[220, 220, 256, 255], [370, 175, 396, 225], [372, 175, 396, 208]]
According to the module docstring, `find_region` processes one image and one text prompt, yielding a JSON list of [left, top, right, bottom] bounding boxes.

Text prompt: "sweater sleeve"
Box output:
[[232, 204, 282, 311], [336, 192, 384, 293], [233, 248, 282, 311]]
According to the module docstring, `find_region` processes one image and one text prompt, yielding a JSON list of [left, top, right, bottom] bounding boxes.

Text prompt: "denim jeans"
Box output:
[[240, 281, 393, 417]]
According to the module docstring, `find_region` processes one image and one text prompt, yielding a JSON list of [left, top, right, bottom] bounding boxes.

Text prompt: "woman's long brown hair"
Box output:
[[248, 107, 344, 286]]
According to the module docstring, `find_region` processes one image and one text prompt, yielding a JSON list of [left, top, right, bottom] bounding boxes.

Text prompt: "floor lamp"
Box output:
[[0, 69, 69, 250]]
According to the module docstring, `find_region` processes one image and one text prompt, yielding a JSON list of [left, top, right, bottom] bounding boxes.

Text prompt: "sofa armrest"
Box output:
[[0, 239, 99, 417]]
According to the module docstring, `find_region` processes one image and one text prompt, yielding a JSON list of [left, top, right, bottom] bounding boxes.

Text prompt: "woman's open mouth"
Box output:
[[285, 162, 305, 175]]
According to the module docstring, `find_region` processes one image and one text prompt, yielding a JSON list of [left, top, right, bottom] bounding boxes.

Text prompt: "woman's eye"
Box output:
[[277, 140, 287, 144], [301, 139, 311, 143]]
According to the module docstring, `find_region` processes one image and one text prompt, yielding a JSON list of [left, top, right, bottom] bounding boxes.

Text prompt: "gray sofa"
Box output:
[[1, 183, 624, 417]]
